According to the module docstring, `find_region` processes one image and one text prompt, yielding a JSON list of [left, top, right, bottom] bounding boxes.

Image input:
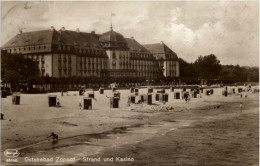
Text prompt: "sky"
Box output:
[[1, 1, 259, 67]]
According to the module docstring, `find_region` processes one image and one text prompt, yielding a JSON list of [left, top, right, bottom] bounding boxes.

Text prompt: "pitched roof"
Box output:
[[3, 29, 102, 49], [143, 42, 178, 60], [125, 38, 151, 54], [3, 30, 54, 48], [53, 30, 102, 48]]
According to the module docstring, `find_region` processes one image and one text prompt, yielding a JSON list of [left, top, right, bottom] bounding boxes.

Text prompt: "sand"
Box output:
[[1, 87, 258, 165]]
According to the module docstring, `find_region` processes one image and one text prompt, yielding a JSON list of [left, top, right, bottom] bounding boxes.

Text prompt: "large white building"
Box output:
[[2, 26, 180, 80]]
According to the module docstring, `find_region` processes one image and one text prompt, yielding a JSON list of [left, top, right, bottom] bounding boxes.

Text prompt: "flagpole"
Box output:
[[110, 12, 113, 30]]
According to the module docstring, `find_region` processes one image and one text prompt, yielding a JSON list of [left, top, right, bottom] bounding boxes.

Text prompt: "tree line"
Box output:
[[179, 54, 259, 84], [1, 50, 259, 92]]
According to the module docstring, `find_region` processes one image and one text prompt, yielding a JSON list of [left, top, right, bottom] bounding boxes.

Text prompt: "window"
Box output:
[[68, 55, 71, 62], [112, 53, 116, 59], [63, 55, 66, 62]]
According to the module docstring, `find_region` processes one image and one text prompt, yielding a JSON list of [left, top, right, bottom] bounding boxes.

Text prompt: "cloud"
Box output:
[[1, 1, 258, 67]]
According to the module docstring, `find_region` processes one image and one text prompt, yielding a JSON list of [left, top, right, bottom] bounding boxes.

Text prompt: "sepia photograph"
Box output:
[[1, 1, 259, 165]]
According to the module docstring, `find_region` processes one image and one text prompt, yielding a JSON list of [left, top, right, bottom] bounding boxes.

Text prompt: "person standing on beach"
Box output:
[[47, 132, 58, 142], [185, 96, 188, 103], [240, 102, 243, 113], [79, 103, 82, 109]]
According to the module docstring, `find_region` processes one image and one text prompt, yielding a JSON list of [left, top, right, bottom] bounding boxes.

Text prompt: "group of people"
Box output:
[[61, 90, 69, 96], [240, 93, 248, 98]]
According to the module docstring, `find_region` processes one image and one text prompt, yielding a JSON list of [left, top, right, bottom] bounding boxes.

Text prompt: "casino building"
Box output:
[[2, 26, 180, 80]]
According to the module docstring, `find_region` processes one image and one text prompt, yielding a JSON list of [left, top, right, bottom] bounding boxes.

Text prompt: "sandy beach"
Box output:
[[1, 87, 258, 165]]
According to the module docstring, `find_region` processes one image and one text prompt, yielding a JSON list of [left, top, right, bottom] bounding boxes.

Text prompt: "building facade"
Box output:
[[143, 42, 180, 77], [2, 26, 180, 80]]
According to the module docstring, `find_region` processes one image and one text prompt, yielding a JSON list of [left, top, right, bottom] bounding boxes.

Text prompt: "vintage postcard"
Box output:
[[1, 1, 259, 165]]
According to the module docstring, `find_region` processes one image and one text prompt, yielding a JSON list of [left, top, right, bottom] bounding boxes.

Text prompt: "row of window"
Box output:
[[79, 70, 100, 75], [7, 45, 47, 53], [58, 67, 72, 70], [57, 44, 106, 55], [76, 48, 105, 55], [59, 70, 71, 77], [102, 42, 127, 47], [165, 54, 177, 59], [79, 63, 106, 68], [112, 53, 130, 60], [130, 52, 153, 59], [110, 72, 156, 77], [78, 57, 106, 63]]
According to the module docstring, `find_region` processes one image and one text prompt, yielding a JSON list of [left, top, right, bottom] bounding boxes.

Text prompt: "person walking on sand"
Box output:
[[47, 132, 58, 142], [79, 103, 82, 110], [56, 98, 60, 107], [239, 102, 243, 113]]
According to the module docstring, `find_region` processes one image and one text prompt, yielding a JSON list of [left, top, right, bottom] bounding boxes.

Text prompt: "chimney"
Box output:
[[91, 31, 95, 34], [50, 26, 55, 31], [76, 28, 80, 33], [61, 27, 65, 31]]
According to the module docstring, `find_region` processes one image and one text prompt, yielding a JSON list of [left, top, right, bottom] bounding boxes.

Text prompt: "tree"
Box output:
[[194, 54, 221, 79], [179, 58, 197, 78], [1, 50, 39, 91]]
